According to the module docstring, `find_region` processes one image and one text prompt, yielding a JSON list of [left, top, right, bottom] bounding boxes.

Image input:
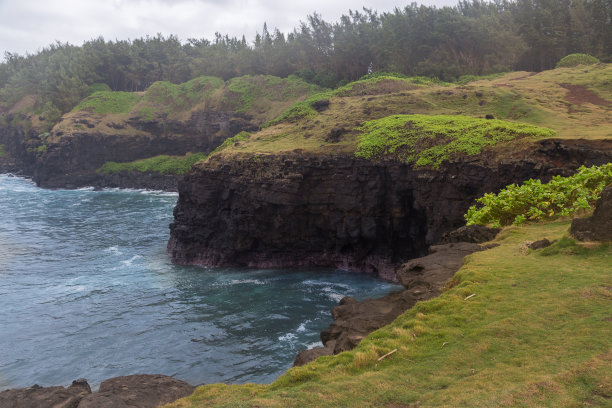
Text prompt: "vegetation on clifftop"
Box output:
[[73, 91, 142, 115], [465, 163, 612, 227], [97, 152, 208, 175], [164, 220, 612, 407], [555, 53, 600, 68], [355, 115, 555, 168]]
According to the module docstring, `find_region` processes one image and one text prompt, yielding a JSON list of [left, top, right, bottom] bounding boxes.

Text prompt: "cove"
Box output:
[[0, 175, 400, 390]]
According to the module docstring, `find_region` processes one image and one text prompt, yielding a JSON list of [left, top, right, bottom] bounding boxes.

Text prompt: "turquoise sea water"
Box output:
[[0, 175, 400, 390]]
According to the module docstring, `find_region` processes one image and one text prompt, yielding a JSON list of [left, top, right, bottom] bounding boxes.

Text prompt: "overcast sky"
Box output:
[[0, 0, 458, 57]]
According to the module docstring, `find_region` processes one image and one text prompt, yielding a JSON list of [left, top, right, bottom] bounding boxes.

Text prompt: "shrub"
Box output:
[[355, 114, 555, 168], [465, 163, 612, 227], [555, 53, 600, 68]]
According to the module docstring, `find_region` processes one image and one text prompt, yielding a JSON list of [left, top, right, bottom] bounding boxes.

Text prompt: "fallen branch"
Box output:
[[464, 293, 476, 300], [377, 348, 397, 361]]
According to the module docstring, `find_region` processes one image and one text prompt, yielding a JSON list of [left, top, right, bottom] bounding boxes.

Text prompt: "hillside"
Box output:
[[165, 220, 611, 407], [0, 74, 321, 189], [210, 64, 612, 162]]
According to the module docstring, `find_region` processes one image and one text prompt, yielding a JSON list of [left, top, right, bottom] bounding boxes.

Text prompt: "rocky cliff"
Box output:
[[168, 139, 612, 279], [33, 110, 257, 189]]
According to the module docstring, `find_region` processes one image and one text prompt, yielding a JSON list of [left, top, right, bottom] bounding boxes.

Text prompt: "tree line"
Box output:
[[1, 0, 610, 115]]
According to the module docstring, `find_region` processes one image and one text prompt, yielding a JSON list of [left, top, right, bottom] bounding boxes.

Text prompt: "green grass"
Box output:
[[354, 114, 556, 168], [556, 53, 600, 68], [165, 220, 612, 407], [264, 75, 446, 127], [97, 152, 208, 175], [143, 76, 224, 114], [466, 163, 612, 227], [73, 91, 142, 114], [226, 75, 321, 114]]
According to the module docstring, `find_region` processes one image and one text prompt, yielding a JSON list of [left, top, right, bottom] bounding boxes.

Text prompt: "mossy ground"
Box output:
[[97, 152, 209, 175], [165, 220, 611, 407], [216, 64, 612, 162]]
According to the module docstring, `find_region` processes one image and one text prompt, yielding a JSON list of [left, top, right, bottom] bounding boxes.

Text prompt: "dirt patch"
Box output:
[[560, 84, 611, 109]]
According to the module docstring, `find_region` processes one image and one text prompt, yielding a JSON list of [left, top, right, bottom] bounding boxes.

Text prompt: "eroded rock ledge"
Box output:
[[0, 374, 194, 408], [168, 139, 612, 279]]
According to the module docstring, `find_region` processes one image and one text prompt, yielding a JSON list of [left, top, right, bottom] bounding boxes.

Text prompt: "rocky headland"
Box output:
[[168, 139, 612, 279]]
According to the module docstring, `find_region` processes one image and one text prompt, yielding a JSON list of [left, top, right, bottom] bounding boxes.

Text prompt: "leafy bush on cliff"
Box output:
[[354, 114, 555, 168], [555, 53, 600, 68], [465, 163, 612, 227], [143, 76, 224, 113], [98, 152, 208, 175]]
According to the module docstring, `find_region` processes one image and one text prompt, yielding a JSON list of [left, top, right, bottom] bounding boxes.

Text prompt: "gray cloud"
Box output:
[[0, 0, 457, 56]]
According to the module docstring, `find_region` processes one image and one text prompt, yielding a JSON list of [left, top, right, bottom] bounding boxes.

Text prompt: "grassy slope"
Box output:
[[214, 64, 612, 161], [45, 74, 321, 144], [166, 220, 611, 407]]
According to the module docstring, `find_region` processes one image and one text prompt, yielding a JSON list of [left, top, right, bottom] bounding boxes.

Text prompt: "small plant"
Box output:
[[465, 163, 612, 227], [555, 53, 600, 68], [0, 144, 6, 157], [355, 114, 555, 168]]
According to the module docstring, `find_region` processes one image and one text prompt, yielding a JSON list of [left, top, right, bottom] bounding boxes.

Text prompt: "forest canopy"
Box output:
[[1, 0, 610, 115]]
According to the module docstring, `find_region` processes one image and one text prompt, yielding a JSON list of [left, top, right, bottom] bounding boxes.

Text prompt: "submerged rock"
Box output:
[[571, 184, 612, 241]]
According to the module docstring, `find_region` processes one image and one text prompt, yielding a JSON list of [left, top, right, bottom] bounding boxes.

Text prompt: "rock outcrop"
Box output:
[[169, 139, 612, 278], [34, 111, 258, 189], [571, 184, 612, 241], [0, 375, 194, 408]]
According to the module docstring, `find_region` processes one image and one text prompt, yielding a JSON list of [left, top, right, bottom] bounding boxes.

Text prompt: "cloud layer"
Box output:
[[0, 0, 457, 56]]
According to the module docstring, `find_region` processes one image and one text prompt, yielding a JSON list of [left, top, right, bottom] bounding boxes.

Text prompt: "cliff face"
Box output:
[[33, 111, 258, 189], [168, 139, 612, 280]]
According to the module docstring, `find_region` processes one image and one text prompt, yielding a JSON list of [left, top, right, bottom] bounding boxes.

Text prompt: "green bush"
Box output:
[[209, 131, 250, 155], [465, 163, 612, 227], [555, 53, 600, 68], [355, 114, 555, 168]]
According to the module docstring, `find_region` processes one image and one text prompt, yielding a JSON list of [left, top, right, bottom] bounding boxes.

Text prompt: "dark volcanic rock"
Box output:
[[0, 375, 193, 408], [0, 379, 91, 408], [571, 184, 612, 241], [168, 139, 612, 277], [439, 225, 500, 244], [311, 99, 330, 112], [77, 375, 194, 408], [528, 239, 554, 250], [33, 111, 258, 189]]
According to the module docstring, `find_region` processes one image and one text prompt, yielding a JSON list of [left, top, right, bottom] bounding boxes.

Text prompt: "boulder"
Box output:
[[76, 374, 195, 408], [571, 184, 612, 241], [0, 379, 91, 408]]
